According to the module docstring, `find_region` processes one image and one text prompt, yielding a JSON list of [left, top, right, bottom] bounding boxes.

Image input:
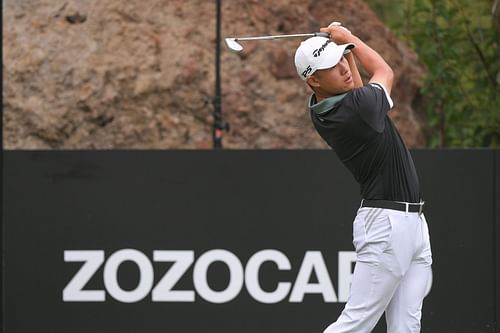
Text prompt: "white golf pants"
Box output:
[[323, 207, 433, 333]]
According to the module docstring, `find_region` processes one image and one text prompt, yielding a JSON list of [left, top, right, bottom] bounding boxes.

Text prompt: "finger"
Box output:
[[339, 26, 351, 34], [328, 21, 342, 28]]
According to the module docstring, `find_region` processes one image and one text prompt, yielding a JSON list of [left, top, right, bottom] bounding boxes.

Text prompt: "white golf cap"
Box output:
[[294, 36, 354, 80]]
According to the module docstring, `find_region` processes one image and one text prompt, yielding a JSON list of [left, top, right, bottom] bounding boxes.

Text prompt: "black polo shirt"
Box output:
[[309, 83, 421, 202]]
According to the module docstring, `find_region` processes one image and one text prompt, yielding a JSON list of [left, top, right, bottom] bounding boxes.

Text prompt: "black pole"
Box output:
[[212, 0, 228, 149]]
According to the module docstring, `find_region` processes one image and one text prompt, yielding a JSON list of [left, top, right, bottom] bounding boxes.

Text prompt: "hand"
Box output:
[[320, 22, 354, 45]]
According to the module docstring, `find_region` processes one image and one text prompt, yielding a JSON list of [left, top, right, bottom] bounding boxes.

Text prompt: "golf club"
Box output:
[[225, 31, 330, 53]]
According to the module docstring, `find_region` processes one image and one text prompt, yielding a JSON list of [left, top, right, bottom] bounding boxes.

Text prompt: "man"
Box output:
[[294, 23, 432, 333]]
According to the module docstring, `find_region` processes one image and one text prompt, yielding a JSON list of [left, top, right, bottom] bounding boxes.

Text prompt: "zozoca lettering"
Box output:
[[63, 249, 357, 304]]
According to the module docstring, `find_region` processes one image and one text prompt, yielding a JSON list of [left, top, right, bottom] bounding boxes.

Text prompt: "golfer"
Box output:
[[294, 23, 432, 333]]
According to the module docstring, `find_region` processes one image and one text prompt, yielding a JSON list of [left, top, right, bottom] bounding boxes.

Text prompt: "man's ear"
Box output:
[[306, 75, 320, 88]]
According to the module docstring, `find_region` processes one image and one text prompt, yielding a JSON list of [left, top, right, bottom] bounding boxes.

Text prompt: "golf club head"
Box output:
[[225, 38, 243, 53]]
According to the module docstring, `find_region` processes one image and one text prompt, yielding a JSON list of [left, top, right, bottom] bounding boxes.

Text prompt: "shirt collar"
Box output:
[[308, 92, 349, 115]]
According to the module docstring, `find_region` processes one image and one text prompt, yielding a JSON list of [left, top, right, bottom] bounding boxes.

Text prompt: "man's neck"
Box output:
[[315, 93, 327, 103]]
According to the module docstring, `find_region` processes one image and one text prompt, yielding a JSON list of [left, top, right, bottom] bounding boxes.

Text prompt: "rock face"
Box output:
[[3, 0, 426, 149]]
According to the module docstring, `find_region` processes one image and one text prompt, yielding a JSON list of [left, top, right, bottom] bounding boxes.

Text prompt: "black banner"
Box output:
[[2, 150, 498, 332], [496, 150, 500, 331]]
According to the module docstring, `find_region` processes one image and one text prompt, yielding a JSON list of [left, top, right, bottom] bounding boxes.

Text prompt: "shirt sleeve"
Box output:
[[352, 82, 394, 133]]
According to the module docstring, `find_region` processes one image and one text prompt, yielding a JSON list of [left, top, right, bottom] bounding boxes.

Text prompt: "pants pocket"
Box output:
[[352, 211, 366, 252], [354, 208, 392, 263]]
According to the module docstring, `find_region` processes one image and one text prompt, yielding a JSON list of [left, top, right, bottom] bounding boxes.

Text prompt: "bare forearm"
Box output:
[[349, 36, 393, 83], [347, 36, 394, 93], [320, 24, 394, 92], [346, 52, 363, 88]]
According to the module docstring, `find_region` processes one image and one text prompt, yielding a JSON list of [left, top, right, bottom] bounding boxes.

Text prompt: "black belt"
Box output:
[[361, 199, 425, 214]]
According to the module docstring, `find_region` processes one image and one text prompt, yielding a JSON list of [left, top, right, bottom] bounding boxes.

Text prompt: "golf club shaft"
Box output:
[[234, 32, 329, 42]]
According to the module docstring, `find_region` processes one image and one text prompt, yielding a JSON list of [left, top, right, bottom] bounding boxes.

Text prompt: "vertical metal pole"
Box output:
[[212, 0, 225, 149]]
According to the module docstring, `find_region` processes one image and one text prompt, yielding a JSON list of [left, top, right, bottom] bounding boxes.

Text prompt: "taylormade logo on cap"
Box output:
[[313, 39, 331, 58], [294, 37, 355, 80]]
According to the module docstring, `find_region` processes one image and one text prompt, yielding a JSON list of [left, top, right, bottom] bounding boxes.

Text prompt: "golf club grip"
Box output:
[[314, 32, 330, 38]]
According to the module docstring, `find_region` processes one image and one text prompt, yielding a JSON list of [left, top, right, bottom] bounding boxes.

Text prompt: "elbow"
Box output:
[[371, 65, 395, 91], [384, 66, 394, 90], [385, 66, 394, 83]]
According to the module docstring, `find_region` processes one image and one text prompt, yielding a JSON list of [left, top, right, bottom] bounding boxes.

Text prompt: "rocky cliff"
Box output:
[[3, 0, 426, 149]]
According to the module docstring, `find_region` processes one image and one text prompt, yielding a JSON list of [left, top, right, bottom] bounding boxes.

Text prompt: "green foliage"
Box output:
[[365, 0, 500, 147]]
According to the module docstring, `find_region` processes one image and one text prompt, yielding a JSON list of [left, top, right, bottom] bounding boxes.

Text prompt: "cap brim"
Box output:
[[316, 43, 355, 71]]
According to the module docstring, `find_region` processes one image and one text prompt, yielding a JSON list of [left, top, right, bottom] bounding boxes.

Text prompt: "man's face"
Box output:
[[308, 56, 354, 96]]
